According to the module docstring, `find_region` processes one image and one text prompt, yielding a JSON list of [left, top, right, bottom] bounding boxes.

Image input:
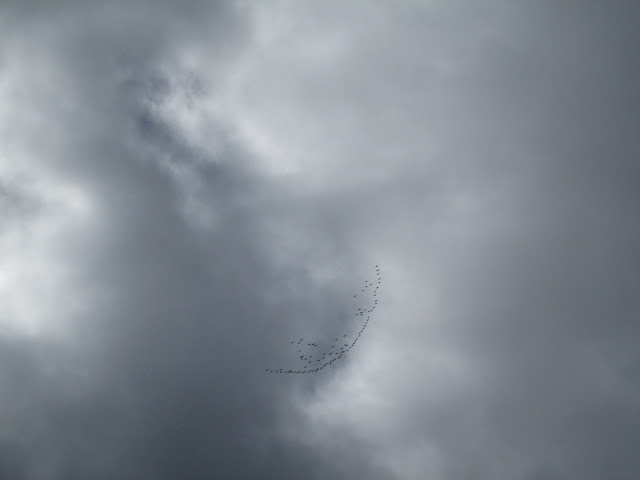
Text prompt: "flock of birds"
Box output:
[[266, 265, 382, 374]]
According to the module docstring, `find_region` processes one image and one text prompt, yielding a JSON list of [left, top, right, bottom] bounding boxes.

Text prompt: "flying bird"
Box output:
[[267, 264, 382, 375]]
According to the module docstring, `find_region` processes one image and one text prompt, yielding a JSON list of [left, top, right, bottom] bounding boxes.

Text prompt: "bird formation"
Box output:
[[266, 265, 382, 374]]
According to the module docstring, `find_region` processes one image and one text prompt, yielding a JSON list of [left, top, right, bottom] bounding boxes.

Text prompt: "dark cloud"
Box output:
[[1, 1, 639, 479]]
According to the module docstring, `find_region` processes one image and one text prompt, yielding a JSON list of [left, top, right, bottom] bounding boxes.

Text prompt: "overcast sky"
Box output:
[[1, 1, 639, 479]]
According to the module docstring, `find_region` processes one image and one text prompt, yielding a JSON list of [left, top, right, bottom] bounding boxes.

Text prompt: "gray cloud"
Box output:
[[1, 1, 639, 479]]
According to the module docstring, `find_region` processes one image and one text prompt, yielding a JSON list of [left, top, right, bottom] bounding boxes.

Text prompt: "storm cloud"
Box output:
[[1, 1, 639, 479]]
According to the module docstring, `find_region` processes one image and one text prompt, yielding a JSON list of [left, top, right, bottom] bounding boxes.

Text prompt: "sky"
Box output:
[[1, 1, 639, 479]]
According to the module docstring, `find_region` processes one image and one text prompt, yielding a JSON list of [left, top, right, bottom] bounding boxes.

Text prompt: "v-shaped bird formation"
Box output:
[[266, 265, 382, 374]]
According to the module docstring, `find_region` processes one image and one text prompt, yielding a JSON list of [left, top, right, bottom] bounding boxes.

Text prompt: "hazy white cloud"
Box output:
[[1, 1, 639, 479]]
